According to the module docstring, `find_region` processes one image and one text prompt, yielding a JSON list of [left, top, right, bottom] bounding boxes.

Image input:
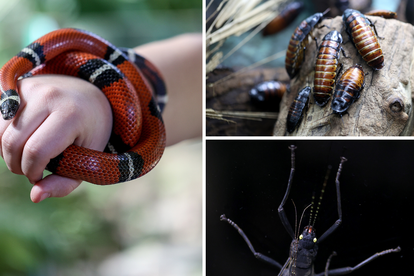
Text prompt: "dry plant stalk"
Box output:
[[206, 0, 284, 72], [207, 108, 279, 122]]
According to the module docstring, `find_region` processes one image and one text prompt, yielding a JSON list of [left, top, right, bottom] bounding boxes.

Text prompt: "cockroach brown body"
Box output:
[[285, 11, 327, 79], [331, 64, 365, 115], [313, 30, 344, 107], [343, 9, 384, 70], [286, 86, 311, 133], [365, 10, 397, 19], [263, 2, 304, 36], [249, 80, 288, 103]]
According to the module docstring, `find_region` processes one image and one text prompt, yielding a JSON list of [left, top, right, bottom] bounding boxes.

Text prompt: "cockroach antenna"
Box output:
[[311, 165, 331, 227]]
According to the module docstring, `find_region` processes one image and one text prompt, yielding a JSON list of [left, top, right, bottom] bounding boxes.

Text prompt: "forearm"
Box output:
[[134, 33, 202, 146]]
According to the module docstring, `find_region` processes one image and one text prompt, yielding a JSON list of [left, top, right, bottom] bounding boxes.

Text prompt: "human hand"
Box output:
[[0, 74, 113, 202]]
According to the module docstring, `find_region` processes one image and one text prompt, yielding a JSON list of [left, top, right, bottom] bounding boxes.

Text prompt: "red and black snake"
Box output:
[[0, 28, 167, 185]]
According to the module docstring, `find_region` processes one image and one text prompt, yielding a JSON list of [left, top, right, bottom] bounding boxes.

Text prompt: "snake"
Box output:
[[0, 28, 167, 185]]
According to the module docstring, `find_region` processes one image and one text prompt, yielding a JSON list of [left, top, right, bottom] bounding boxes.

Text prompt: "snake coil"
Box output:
[[0, 28, 167, 185]]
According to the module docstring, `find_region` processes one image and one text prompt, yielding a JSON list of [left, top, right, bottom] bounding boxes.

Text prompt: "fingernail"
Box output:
[[39, 193, 50, 202]]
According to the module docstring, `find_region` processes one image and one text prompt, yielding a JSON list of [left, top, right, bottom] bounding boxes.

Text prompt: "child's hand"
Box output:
[[0, 74, 113, 202]]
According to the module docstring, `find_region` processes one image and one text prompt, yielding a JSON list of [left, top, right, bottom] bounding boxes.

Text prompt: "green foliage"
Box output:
[[58, 0, 201, 13], [0, 162, 120, 275]]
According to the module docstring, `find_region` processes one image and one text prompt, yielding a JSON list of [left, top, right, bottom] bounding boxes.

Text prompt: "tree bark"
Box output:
[[273, 15, 414, 136]]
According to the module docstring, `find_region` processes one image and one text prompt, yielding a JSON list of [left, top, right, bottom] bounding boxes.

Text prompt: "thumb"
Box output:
[[30, 174, 82, 203]]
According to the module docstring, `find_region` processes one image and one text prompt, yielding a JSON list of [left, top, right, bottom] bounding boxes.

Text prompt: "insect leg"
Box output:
[[367, 17, 384, 39], [278, 145, 297, 239], [277, 258, 292, 276], [324, 251, 337, 276], [340, 47, 350, 59], [220, 214, 284, 269], [318, 156, 347, 243], [335, 63, 343, 83], [315, 247, 401, 276], [313, 35, 318, 51]]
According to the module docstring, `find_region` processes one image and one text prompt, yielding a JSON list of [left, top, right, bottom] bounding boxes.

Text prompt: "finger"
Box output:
[[21, 110, 81, 184], [0, 76, 36, 158], [1, 98, 49, 176], [0, 113, 14, 157], [30, 174, 82, 203]]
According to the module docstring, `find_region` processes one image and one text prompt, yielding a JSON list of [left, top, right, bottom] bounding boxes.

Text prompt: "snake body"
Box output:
[[0, 28, 166, 185]]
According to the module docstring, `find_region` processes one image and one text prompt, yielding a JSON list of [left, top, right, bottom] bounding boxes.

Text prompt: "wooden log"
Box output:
[[206, 67, 288, 136], [273, 15, 414, 136]]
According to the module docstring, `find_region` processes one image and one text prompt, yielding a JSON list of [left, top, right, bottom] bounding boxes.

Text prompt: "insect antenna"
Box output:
[[293, 200, 313, 238], [312, 111, 335, 123], [308, 190, 316, 226], [322, 8, 331, 16], [311, 165, 332, 227], [300, 203, 313, 230]]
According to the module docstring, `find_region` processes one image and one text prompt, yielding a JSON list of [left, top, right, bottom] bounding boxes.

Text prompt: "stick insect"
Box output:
[[220, 145, 400, 276]]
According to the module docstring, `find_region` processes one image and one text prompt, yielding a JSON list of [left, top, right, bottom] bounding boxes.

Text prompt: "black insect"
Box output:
[[342, 9, 384, 70], [285, 9, 329, 79], [286, 86, 311, 133], [249, 80, 288, 104], [313, 30, 346, 107], [331, 64, 365, 115], [221, 145, 400, 276], [263, 2, 304, 36]]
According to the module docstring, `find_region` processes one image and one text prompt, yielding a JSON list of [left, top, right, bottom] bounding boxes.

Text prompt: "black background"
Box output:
[[206, 140, 413, 275]]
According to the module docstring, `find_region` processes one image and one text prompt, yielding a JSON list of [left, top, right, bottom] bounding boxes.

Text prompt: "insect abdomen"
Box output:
[[313, 30, 343, 106], [249, 81, 288, 103], [331, 64, 365, 115], [343, 9, 384, 70], [263, 2, 304, 36], [285, 21, 310, 79], [286, 86, 311, 133], [285, 12, 326, 79], [365, 10, 397, 19]]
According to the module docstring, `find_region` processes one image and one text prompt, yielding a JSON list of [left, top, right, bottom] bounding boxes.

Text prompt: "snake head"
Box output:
[[1, 98, 20, 120], [1, 90, 20, 120]]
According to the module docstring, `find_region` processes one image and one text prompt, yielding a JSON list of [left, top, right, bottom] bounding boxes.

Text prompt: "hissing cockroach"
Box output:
[[286, 86, 311, 133], [342, 9, 384, 70], [263, 2, 304, 36], [313, 30, 345, 107], [365, 10, 397, 19], [285, 9, 329, 79], [249, 80, 288, 103], [331, 64, 365, 115]]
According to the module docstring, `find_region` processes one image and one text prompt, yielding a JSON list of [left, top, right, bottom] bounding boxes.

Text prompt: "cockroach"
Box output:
[[286, 86, 310, 133], [263, 2, 304, 36], [342, 9, 384, 70], [365, 10, 397, 19], [331, 64, 365, 115], [285, 9, 330, 79], [220, 145, 401, 276], [313, 30, 346, 107], [249, 80, 288, 104]]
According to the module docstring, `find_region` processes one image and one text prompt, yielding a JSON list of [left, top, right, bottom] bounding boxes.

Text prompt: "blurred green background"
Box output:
[[0, 0, 201, 275], [0, 0, 202, 65]]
